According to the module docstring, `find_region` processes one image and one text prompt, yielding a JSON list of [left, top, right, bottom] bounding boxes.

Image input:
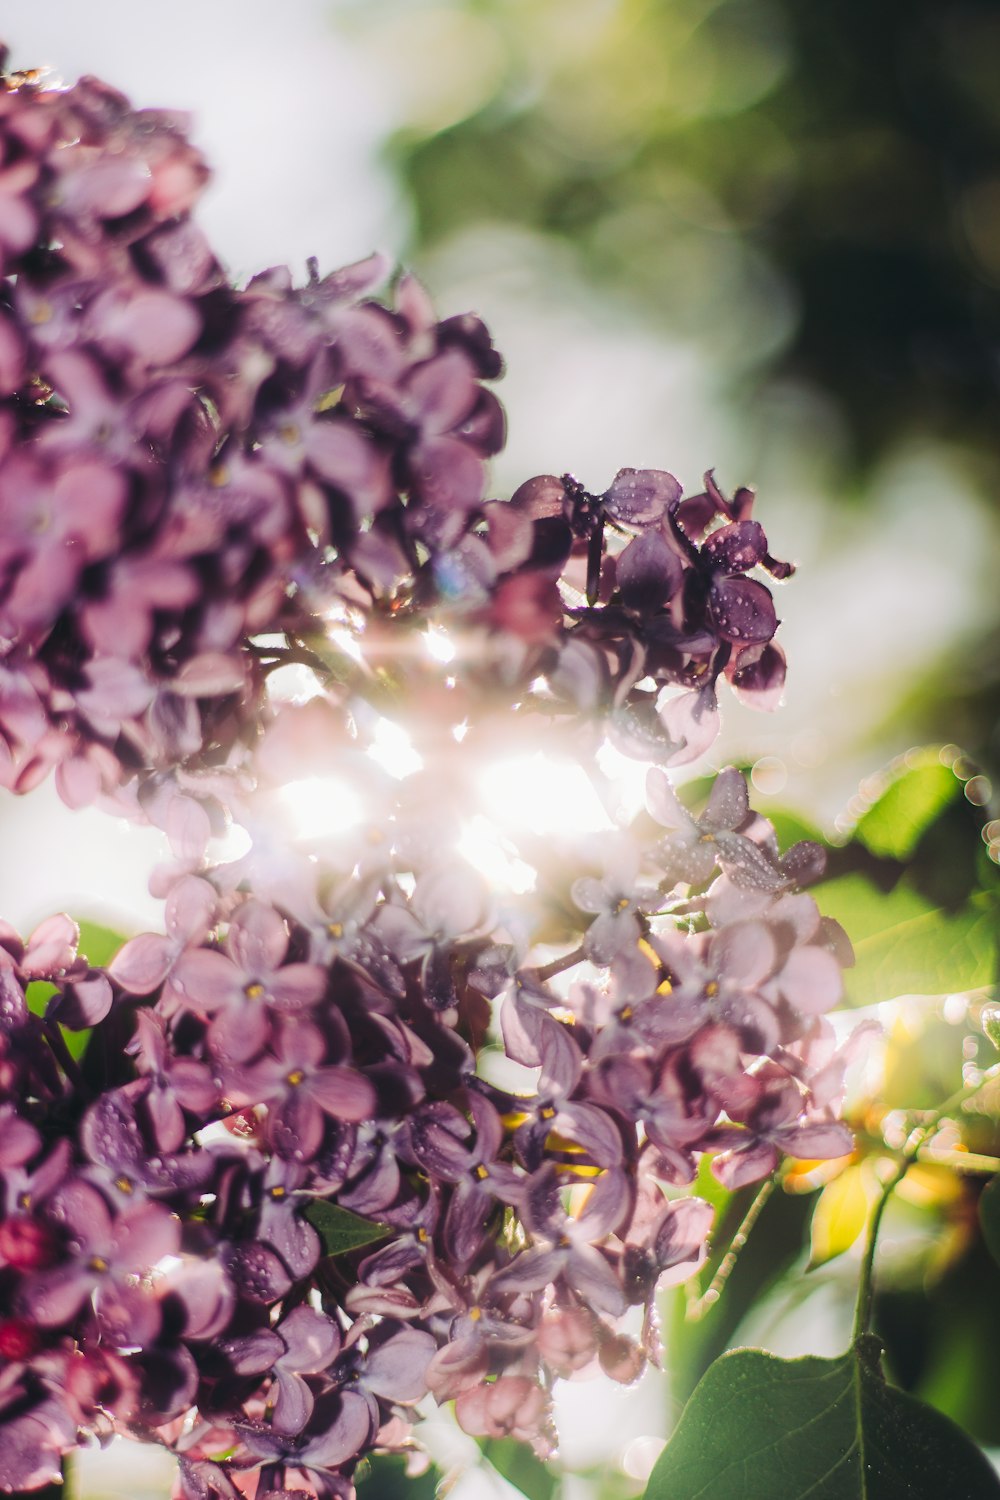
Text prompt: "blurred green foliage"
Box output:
[[343, 0, 1000, 468]]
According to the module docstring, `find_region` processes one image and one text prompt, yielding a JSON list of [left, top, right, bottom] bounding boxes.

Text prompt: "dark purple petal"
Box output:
[[271, 1368, 315, 1436], [616, 527, 683, 611], [702, 520, 768, 572], [709, 576, 777, 646], [603, 468, 681, 526]]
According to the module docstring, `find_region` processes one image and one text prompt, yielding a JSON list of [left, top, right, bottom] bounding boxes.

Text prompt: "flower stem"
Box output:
[[687, 1178, 775, 1320], [852, 1061, 1000, 1346]]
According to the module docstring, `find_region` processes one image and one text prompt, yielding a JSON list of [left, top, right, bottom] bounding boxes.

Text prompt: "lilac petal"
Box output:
[[336, 304, 406, 380], [373, 904, 427, 963], [646, 766, 695, 828], [22, 915, 78, 978], [166, 875, 218, 941], [468, 1090, 503, 1161], [702, 768, 750, 833], [566, 1243, 626, 1316], [413, 866, 490, 939], [224, 1243, 292, 1302], [146, 1086, 186, 1153], [172, 651, 246, 697], [556, 1102, 624, 1168], [48, 1178, 113, 1245], [168, 1258, 236, 1340], [272, 1369, 316, 1435], [300, 1389, 374, 1468], [584, 908, 640, 965], [616, 527, 683, 611], [713, 1141, 779, 1189], [268, 962, 327, 1011], [408, 1102, 474, 1180], [272, 1090, 325, 1161], [169, 1058, 219, 1113], [172, 948, 241, 1012], [603, 468, 681, 526], [709, 921, 776, 988], [571, 876, 610, 916], [729, 641, 786, 711], [702, 520, 768, 572], [780, 840, 828, 888], [574, 1167, 632, 1240], [309, 1066, 376, 1123], [709, 576, 776, 645], [208, 999, 270, 1063], [164, 795, 212, 862], [259, 1202, 321, 1280], [227, 901, 289, 974], [538, 1021, 583, 1099], [81, 1092, 145, 1172], [661, 688, 720, 766], [409, 435, 484, 515], [363, 1328, 436, 1402], [307, 420, 391, 513], [177, 1459, 240, 1500], [96, 1277, 162, 1348], [0, 1109, 40, 1168], [773, 946, 843, 1015], [501, 988, 547, 1067], [115, 1201, 181, 1271], [53, 972, 113, 1028], [0, 1397, 76, 1492], [653, 1197, 715, 1284], [221, 1328, 285, 1376], [444, 1178, 493, 1265], [357, 1236, 424, 1288], [491, 1246, 566, 1294], [279, 1305, 342, 1374], [779, 1122, 854, 1161], [715, 832, 784, 891], [135, 1342, 199, 1424], [22, 1264, 94, 1326], [407, 349, 478, 434]]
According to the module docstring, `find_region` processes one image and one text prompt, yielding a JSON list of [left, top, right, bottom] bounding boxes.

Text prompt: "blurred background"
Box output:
[[4, 2, 1000, 1495]]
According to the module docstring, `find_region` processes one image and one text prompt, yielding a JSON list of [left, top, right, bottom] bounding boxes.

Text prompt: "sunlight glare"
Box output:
[[595, 738, 651, 821], [480, 753, 615, 835], [278, 775, 364, 840], [457, 816, 536, 894], [207, 821, 253, 863], [424, 624, 456, 663], [328, 625, 364, 663], [266, 661, 324, 703], [367, 718, 423, 779]]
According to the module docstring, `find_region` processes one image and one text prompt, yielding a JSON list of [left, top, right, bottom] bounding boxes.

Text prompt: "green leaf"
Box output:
[[979, 1177, 1000, 1272], [817, 875, 997, 1005], [644, 1345, 1000, 1499], [357, 1453, 442, 1500], [479, 1437, 557, 1500], [808, 1164, 872, 1269], [852, 750, 962, 861], [76, 918, 129, 969], [301, 1200, 390, 1257]]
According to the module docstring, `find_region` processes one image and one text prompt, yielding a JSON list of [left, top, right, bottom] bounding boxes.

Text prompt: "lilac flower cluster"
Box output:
[[0, 45, 856, 1500], [0, 53, 790, 828], [0, 761, 854, 1496]]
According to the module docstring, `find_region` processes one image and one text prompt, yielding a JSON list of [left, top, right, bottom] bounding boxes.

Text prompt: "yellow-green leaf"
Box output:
[[808, 1163, 870, 1268]]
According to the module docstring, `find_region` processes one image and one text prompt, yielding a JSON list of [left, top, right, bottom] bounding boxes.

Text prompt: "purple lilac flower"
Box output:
[[0, 47, 859, 1500]]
